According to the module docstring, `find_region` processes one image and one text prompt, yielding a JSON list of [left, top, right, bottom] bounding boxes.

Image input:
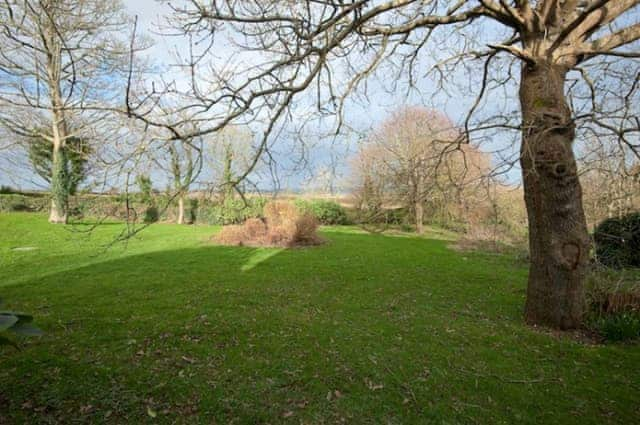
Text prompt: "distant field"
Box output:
[[1, 213, 638, 424]]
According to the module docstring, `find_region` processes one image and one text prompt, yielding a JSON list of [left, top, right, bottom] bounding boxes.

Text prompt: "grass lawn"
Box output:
[[1, 212, 638, 424]]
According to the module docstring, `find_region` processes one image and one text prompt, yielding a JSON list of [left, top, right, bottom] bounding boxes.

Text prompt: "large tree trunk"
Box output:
[[519, 61, 590, 330]]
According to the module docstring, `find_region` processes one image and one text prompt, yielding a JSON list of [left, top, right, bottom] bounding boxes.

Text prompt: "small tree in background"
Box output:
[[352, 107, 491, 233], [167, 140, 198, 224], [208, 126, 257, 203], [136, 175, 158, 224]]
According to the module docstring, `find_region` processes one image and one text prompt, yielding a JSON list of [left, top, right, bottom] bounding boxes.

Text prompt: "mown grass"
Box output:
[[1, 212, 639, 424]]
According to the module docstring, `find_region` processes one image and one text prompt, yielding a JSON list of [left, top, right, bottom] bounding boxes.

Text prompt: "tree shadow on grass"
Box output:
[[0, 230, 543, 423]]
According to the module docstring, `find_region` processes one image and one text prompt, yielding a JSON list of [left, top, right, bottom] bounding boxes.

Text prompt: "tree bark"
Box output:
[[177, 194, 185, 225], [519, 61, 590, 329], [415, 201, 424, 234], [48, 141, 68, 224], [49, 96, 68, 224], [45, 8, 68, 225]]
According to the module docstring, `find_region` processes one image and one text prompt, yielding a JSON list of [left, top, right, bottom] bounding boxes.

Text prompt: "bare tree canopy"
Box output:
[[351, 106, 491, 233], [120, 1, 640, 330]]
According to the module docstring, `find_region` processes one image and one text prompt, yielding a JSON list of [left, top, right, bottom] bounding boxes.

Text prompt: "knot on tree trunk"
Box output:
[[560, 242, 581, 270]]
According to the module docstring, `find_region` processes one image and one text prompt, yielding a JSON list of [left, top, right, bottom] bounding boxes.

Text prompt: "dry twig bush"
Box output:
[[214, 201, 322, 248], [586, 269, 640, 316]]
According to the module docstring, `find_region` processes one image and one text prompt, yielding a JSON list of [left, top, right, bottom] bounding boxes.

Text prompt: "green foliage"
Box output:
[[135, 175, 158, 224], [294, 199, 350, 225], [594, 212, 640, 268], [135, 175, 154, 204], [198, 197, 267, 225], [142, 206, 159, 224], [590, 313, 640, 342], [0, 194, 49, 212], [187, 198, 199, 224], [27, 136, 91, 195], [0, 298, 42, 349], [0, 185, 15, 194]]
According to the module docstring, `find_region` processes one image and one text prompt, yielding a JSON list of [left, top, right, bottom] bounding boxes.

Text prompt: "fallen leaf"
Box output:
[[181, 356, 196, 364], [147, 406, 157, 418]]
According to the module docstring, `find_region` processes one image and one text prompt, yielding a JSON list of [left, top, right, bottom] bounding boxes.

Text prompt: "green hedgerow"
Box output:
[[294, 199, 350, 225]]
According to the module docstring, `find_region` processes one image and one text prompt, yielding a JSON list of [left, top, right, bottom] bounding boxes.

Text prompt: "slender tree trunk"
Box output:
[[222, 144, 234, 203], [415, 201, 424, 234], [45, 10, 68, 224], [48, 86, 69, 225], [177, 194, 185, 225], [48, 140, 68, 224], [519, 61, 590, 329], [49, 93, 68, 224]]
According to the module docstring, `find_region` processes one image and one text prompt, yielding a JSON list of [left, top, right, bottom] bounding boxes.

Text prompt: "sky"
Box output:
[[9, 1, 636, 192]]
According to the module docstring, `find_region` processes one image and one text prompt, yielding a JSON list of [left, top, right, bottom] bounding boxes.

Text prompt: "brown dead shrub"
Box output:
[[214, 200, 322, 248], [586, 270, 640, 316], [243, 217, 268, 239], [215, 224, 249, 246]]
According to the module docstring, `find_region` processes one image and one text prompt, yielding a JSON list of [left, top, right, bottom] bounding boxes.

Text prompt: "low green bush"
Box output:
[[143, 206, 159, 224], [0, 185, 15, 194], [590, 313, 640, 342], [0, 194, 49, 213], [585, 268, 640, 342], [594, 212, 640, 268], [295, 199, 350, 225], [197, 197, 266, 225]]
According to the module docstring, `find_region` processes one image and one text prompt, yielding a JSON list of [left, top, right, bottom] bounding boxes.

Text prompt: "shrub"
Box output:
[[143, 206, 159, 224], [590, 313, 640, 342], [187, 198, 199, 224], [199, 197, 266, 225], [585, 269, 640, 342], [594, 212, 640, 268], [585, 269, 640, 315], [244, 218, 268, 239], [0, 194, 49, 213], [295, 199, 350, 225], [0, 185, 15, 194], [216, 224, 250, 246], [214, 200, 322, 248], [264, 201, 321, 246]]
